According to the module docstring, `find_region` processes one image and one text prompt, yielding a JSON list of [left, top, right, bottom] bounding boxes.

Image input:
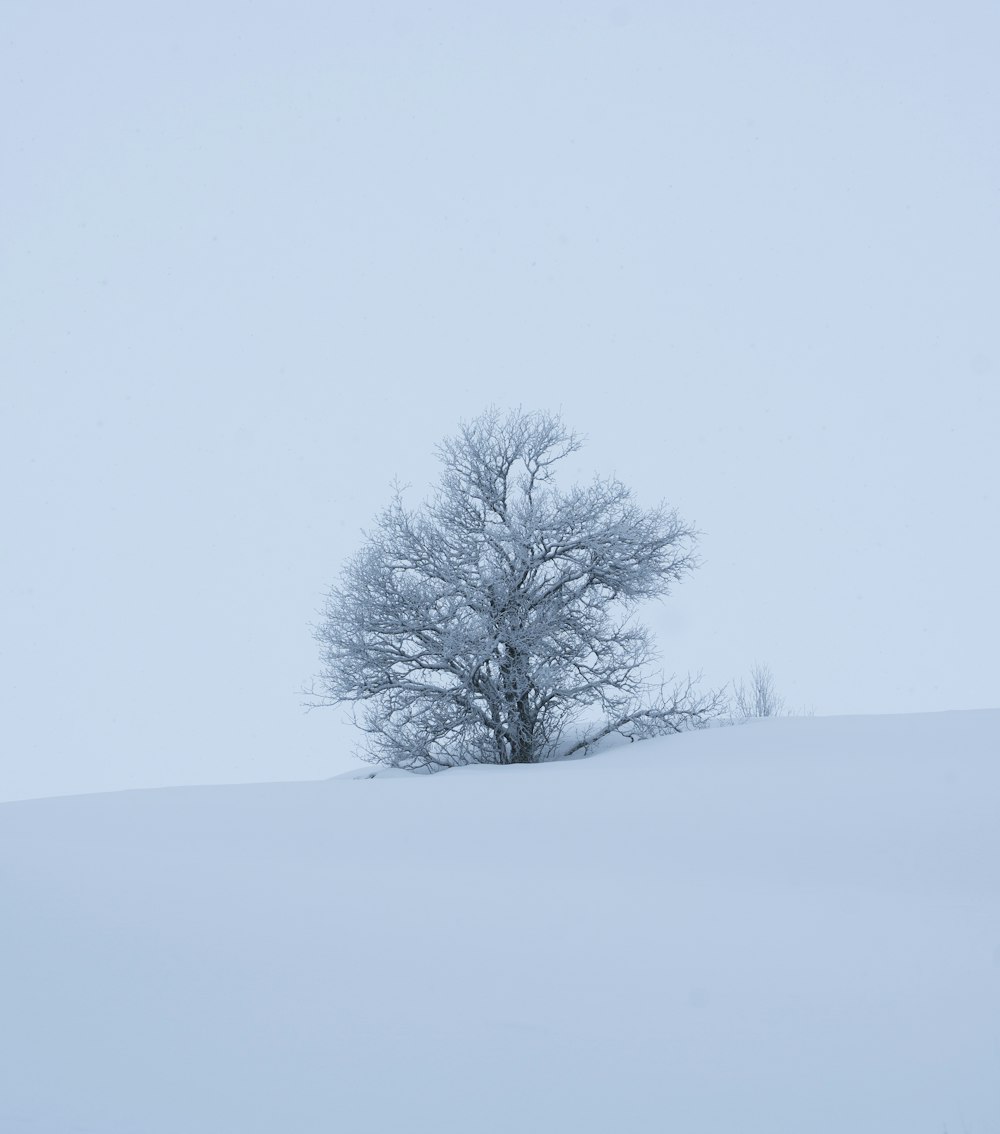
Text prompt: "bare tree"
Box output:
[[311, 409, 720, 770], [730, 663, 786, 720]]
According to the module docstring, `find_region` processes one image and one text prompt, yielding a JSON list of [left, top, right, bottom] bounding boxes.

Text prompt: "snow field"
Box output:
[[2, 710, 998, 1132]]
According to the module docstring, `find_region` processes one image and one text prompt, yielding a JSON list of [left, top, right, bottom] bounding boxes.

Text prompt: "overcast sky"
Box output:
[[2, 1, 997, 801]]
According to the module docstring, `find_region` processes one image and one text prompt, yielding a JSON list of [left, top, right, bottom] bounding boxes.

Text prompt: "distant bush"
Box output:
[[729, 663, 786, 721]]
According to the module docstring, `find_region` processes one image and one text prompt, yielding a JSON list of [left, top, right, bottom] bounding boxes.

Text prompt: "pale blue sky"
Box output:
[[2, 1, 998, 799]]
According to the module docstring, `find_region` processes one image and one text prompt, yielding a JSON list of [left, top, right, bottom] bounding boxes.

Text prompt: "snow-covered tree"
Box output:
[[312, 408, 718, 769]]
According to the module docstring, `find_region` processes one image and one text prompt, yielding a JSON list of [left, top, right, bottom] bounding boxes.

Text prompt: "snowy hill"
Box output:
[[2, 711, 998, 1133]]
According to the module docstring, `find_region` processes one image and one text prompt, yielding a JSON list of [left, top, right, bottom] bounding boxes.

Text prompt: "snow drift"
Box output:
[[2, 711, 998, 1133]]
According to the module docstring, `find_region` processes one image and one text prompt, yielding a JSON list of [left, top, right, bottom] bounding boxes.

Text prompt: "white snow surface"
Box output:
[[2, 711, 998, 1133]]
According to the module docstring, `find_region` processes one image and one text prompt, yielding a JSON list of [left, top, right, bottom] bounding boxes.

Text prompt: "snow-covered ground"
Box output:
[[2, 710, 998, 1133]]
